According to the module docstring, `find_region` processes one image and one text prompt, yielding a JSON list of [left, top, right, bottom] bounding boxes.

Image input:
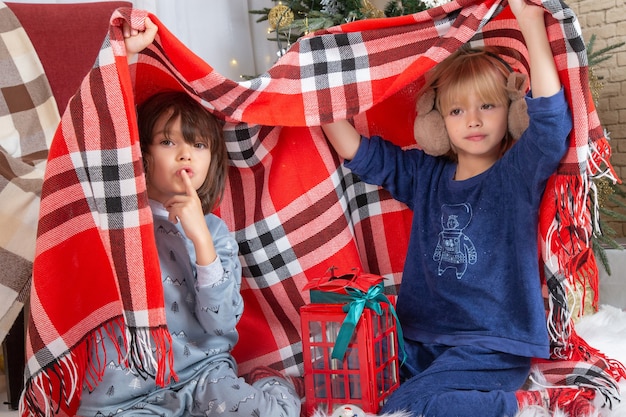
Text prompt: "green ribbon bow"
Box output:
[[310, 282, 406, 363]]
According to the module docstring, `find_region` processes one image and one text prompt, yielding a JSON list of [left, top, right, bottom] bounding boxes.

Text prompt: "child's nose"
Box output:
[[467, 110, 482, 127], [178, 143, 192, 160]]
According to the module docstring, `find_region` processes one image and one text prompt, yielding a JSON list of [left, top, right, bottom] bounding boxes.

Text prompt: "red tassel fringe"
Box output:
[[20, 318, 178, 417]]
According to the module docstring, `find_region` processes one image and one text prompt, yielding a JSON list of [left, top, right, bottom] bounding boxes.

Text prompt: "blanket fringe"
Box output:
[[125, 324, 178, 387], [541, 139, 626, 410], [545, 174, 596, 350], [530, 354, 624, 412], [20, 318, 177, 416], [587, 133, 620, 236], [19, 347, 83, 417]]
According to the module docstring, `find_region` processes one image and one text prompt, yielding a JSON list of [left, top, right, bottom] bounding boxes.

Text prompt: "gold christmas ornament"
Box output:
[[268, 4, 294, 30], [594, 177, 614, 208], [588, 67, 604, 105], [360, 0, 386, 18]]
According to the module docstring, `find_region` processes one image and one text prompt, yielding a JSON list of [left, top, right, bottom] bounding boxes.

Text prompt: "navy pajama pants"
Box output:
[[380, 340, 532, 417]]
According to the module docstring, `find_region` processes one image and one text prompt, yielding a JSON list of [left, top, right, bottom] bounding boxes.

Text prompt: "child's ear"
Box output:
[[506, 72, 530, 139], [414, 88, 450, 156], [141, 154, 152, 175]]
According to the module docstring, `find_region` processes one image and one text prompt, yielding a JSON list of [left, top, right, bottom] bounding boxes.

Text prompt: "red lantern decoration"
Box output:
[[300, 268, 401, 415]]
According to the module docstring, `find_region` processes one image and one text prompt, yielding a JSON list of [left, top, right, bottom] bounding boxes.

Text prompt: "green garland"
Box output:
[[384, 0, 431, 16], [249, 0, 433, 46]]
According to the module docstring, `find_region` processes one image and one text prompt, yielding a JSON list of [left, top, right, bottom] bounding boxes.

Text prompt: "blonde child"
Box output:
[[321, 0, 593, 415]]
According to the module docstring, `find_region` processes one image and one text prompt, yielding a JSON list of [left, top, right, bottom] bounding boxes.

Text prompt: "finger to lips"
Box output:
[[180, 169, 196, 196]]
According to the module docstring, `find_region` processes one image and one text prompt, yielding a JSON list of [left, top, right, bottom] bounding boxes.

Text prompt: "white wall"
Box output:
[[145, 0, 280, 80]]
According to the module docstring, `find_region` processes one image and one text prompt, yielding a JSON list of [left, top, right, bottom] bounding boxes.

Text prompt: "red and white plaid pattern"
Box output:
[[21, 1, 624, 416]]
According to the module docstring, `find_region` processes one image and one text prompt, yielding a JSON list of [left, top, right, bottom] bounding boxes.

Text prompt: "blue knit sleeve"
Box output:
[[504, 88, 571, 195], [345, 135, 440, 209]]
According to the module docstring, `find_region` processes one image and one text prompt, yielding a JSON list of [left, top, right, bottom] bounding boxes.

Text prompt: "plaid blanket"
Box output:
[[20, 0, 626, 415], [0, 3, 59, 343]]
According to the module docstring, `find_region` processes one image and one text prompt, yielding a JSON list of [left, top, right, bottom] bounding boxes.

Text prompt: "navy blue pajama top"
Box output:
[[345, 89, 571, 359]]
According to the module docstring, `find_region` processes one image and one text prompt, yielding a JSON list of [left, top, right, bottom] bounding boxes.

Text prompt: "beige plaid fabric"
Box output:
[[0, 2, 59, 342]]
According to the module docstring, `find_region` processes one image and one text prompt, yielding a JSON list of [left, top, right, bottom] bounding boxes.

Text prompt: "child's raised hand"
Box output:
[[508, 0, 560, 98], [124, 16, 158, 62], [508, 0, 545, 24], [164, 170, 217, 265]]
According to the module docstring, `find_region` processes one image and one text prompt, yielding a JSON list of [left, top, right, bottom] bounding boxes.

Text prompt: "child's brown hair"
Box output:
[[137, 91, 227, 214]]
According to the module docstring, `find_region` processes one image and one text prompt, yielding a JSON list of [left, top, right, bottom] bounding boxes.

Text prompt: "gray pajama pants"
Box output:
[[80, 361, 301, 417]]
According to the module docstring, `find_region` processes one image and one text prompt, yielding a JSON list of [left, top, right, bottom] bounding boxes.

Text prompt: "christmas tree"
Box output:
[[249, 0, 443, 55]]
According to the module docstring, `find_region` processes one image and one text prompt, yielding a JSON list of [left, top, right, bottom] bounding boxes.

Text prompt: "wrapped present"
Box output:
[[301, 268, 403, 415], [303, 267, 384, 295]]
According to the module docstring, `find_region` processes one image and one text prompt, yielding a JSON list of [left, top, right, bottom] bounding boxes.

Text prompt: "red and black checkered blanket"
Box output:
[[20, 0, 625, 415]]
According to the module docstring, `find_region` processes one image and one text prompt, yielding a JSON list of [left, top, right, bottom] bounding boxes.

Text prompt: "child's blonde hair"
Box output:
[[424, 46, 519, 159]]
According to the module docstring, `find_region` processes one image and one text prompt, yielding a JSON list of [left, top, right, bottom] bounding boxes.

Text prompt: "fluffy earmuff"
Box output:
[[506, 71, 530, 140], [413, 88, 450, 156], [413, 71, 530, 157]]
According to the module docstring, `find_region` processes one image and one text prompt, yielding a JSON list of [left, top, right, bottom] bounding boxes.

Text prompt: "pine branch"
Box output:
[[587, 34, 625, 67], [593, 239, 612, 275], [384, 0, 431, 16], [600, 205, 626, 223]]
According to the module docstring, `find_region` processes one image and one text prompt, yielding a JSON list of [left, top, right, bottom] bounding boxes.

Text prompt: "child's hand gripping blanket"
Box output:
[[20, 0, 626, 416]]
